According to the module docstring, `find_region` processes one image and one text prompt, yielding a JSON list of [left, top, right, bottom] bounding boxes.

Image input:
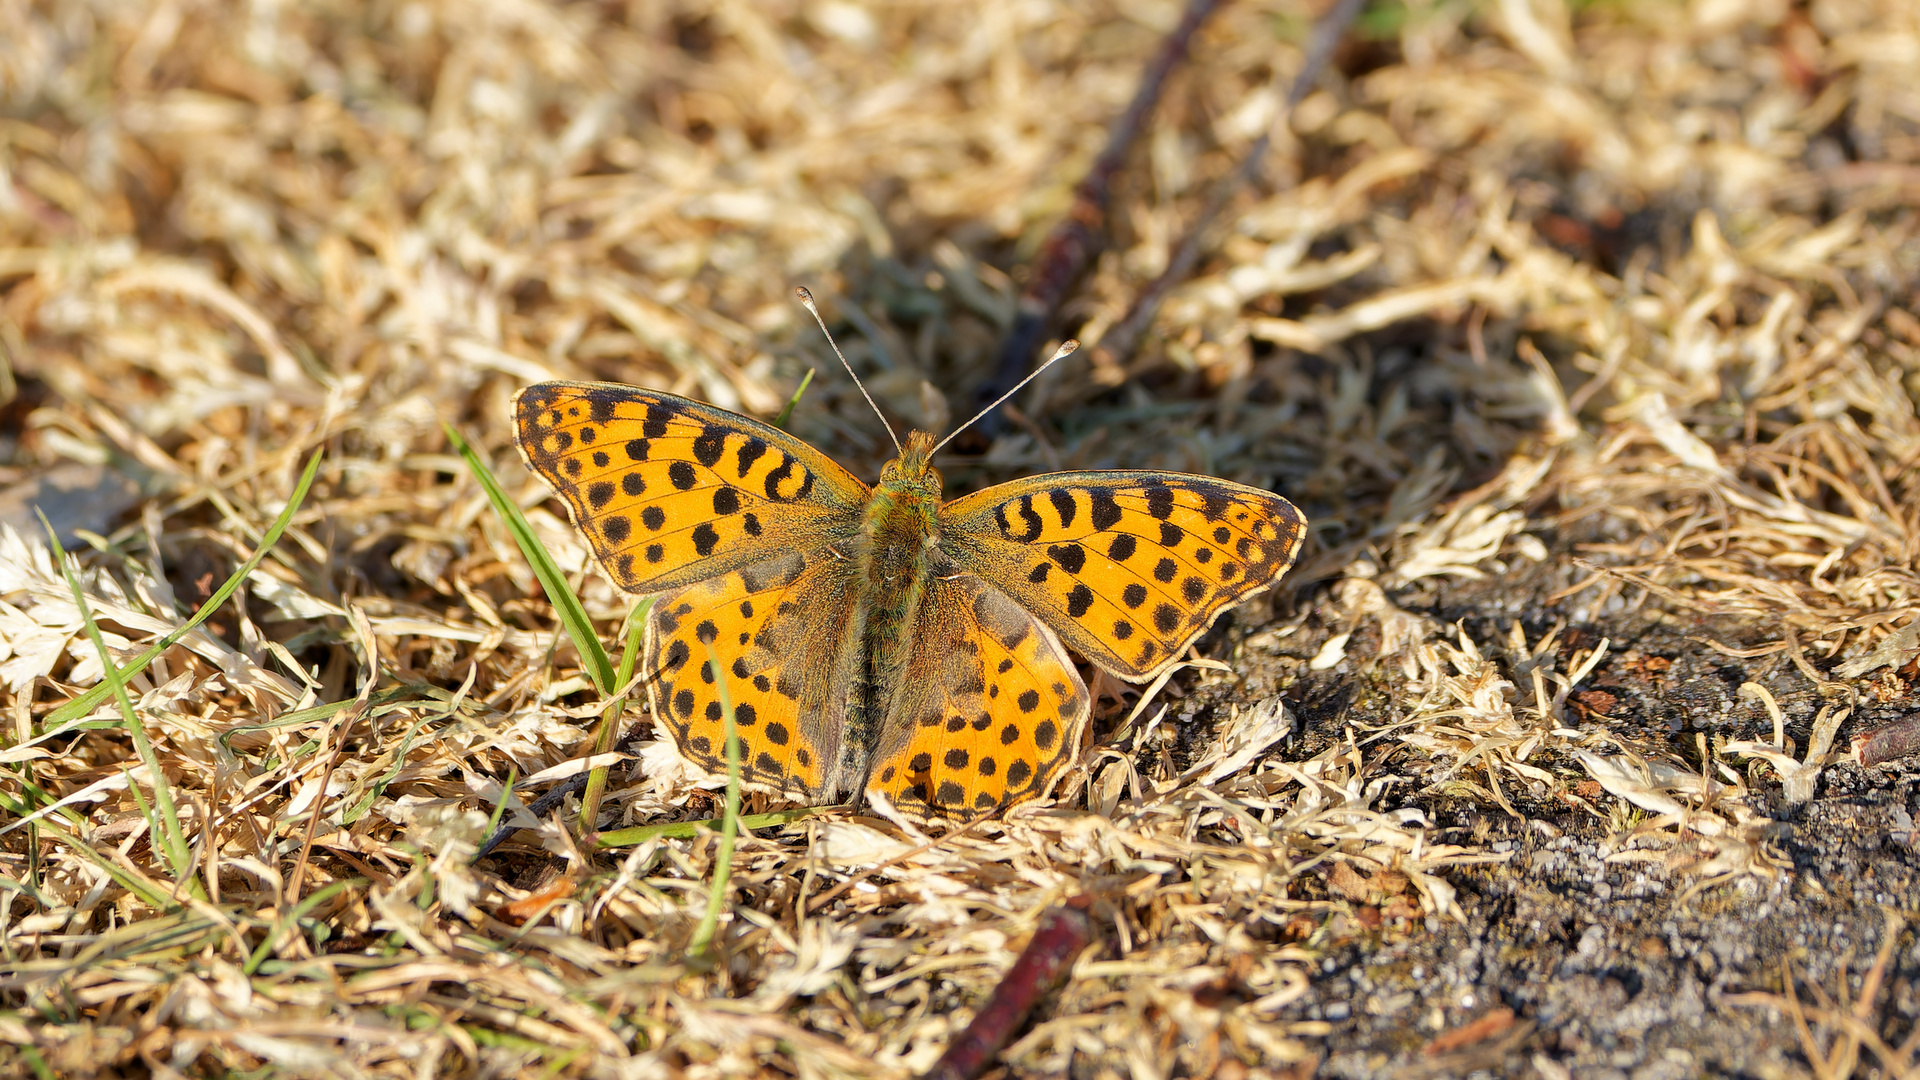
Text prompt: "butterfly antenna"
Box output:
[[796, 286, 901, 453], [931, 339, 1079, 455]]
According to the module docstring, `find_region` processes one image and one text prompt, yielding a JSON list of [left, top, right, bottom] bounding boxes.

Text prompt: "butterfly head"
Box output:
[[878, 430, 945, 498]]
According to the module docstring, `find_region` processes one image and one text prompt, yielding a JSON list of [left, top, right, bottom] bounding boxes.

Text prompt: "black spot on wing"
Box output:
[[1144, 485, 1175, 520], [1089, 489, 1122, 531], [998, 495, 1043, 542], [736, 438, 767, 477], [692, 426, 726, 467], [1048, 489, 1076, 529], [1048, 544, 1085, 574], [1066, 584, 1093, 618], [641, 406, 670, 439]]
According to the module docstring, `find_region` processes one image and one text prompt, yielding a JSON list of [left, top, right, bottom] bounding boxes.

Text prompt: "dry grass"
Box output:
[[2, 0, 1918, 1076]]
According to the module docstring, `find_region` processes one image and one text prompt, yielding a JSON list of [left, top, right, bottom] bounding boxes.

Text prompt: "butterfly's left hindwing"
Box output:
[[940, 473, 1306, 681], [514, 382, 869, 596], [867, 575, 1089, 818]]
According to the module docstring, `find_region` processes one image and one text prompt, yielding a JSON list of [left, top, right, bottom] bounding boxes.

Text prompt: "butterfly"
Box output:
[[512, 371, 1306, 822]]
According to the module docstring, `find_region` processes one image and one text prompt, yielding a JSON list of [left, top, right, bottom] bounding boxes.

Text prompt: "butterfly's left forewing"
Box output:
[[514, 382, 870, 596], [940, 473, 1306, 681]]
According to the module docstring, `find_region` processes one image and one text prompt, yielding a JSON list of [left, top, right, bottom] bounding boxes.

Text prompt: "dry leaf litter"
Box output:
[[1, 0, 1919, 1077]]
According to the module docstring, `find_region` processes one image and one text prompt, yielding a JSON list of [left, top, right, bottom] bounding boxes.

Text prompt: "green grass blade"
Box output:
[[581, 598, 652, 833], [46, 448, 325, 728], [773, 368, 815, 430], [445, 423, 615, 696], [42, 511, 199, 895], [244, 878, 360, 975], [686, 641, 742, 965], [485, 767, 518, 842], [596, 806, 823, 847]]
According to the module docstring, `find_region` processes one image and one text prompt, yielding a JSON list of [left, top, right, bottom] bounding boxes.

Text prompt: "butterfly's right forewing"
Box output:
[[514, 382, 870, 596]]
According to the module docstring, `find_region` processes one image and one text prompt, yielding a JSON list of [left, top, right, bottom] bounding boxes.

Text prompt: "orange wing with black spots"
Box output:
[[866, 576, 1089, 818], [515, 376, 1309, 826], [644, 551, 863, 803], [513, 382, 869, 595], [939, 474, 1307, 681]]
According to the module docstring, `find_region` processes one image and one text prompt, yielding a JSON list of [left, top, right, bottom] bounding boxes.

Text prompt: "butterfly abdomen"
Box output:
[[837, 434, 947, 796]]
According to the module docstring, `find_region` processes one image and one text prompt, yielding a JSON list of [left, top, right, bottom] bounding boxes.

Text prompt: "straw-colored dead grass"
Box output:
[[2, 0, 1919, 1075]]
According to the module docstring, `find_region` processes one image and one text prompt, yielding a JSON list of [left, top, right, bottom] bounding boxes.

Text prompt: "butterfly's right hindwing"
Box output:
[[645, 551, 863, 803]]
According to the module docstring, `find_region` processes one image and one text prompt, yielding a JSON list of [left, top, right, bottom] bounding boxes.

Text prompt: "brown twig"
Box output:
[[1856, 718, 1920, 768], [970, 0, 1224, 436], [921, 897, 1097, 1080], [1090, 0, 1368, 375]]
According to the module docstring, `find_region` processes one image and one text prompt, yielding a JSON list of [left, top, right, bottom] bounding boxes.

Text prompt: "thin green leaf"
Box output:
[[485, 767, 518, 844], [773, 368, 816, 430], [581, 597, 653, 833], [596, 806, 825, 847], [445, 423, 615, 695], [46, 448, 325, 728], [244, 878, 361, 975], [42, 511, 199, 895], [686, 640, 743, 965]]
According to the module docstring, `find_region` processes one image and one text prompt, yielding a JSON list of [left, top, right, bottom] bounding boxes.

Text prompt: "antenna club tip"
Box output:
[[794, 285, 815, 304], [1057, 339, 1081, 355]]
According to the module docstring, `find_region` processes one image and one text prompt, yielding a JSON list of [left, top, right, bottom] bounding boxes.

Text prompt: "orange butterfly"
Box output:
[[514, 342, 1305, 821]]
